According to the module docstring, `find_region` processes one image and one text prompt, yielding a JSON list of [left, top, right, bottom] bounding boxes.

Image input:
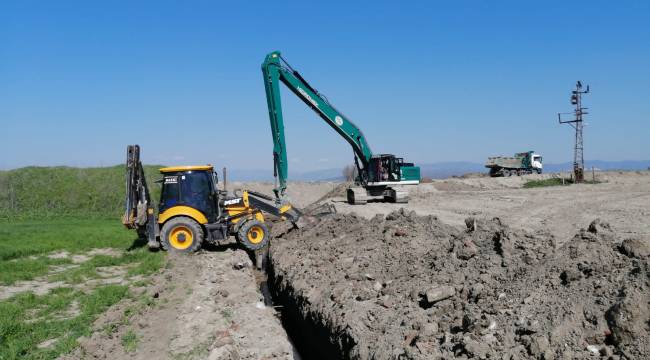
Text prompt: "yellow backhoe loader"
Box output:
[[122, 145, 301, 253]]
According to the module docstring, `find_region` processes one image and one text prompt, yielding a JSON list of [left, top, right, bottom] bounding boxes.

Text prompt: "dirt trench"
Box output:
[[266, 210, 650, 359], [60, 180, 649, 359]]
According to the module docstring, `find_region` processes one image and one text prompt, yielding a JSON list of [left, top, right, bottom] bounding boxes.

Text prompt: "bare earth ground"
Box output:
[[267, 171, 649, 359], [62, 246, 294, 360], [331, 171, 650, 244], [48, 171, 648, 359]]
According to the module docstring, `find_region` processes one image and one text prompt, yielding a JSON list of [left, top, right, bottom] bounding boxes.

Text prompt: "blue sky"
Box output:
[[1, 1, 648, 172]]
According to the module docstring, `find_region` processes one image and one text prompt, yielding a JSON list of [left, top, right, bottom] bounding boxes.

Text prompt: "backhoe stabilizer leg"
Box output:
[[146, 212, 159, 250]]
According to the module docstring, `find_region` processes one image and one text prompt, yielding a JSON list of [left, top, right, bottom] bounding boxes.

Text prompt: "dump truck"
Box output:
[[485, 151, 543, 177]]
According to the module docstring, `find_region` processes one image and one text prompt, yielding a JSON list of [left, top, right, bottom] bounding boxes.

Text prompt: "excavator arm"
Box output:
[[262, 51, 374, 199]]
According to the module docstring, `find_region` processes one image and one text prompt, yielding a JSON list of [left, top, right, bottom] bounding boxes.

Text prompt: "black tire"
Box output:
[[236, 220, 270, 251], [160, 216, 204, 253]]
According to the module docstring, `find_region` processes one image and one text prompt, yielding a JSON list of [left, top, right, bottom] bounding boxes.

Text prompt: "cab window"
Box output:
[[160, 175, 180, 211], [180, 171, 214, 217]]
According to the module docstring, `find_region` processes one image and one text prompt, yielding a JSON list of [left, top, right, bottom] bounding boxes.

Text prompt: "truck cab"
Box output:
[[531, 153, 543, 173]]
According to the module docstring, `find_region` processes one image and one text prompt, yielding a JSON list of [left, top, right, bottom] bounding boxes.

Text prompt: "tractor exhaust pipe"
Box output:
[[222, 166, 228, 194]]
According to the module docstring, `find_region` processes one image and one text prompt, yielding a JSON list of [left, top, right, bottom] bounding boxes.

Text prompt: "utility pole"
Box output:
[[558, 81, 590, 183]]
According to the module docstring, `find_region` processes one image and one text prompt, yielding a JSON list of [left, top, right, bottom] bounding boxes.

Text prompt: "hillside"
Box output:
[[0, 165, 162, 220]]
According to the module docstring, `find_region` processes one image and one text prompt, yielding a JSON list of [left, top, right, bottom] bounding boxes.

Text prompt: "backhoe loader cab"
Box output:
[[123, 145, 300, 254], [159, 166, 220, 223]]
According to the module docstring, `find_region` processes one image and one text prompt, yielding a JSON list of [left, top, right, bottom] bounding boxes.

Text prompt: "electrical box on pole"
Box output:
[[558, 81, 590, 183]]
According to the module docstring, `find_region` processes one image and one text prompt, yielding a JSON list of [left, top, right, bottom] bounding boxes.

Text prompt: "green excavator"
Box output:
[[262, 51, 421, 204]]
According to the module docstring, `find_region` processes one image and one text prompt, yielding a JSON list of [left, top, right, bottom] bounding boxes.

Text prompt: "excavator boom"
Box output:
[[262, 51, 373, 198]]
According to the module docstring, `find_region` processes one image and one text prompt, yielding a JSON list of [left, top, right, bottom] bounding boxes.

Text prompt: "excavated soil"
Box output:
[[270, 210, 649, 359]]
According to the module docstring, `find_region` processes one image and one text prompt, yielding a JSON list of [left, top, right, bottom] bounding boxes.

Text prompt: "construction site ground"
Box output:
[[66, 171, 648, 359]]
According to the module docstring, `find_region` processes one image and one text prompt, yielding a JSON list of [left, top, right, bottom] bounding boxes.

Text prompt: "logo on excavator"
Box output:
[[335, 116, 344, 126], [224, 198, 242, 206], [297, 87, 319, 108]]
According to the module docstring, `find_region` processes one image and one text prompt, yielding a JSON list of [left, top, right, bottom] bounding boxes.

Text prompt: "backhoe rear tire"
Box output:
[[236, 220, 270, 251], [160, 216, 204, 253]]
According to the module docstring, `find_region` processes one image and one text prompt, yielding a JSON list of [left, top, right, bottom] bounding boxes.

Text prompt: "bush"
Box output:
[[523, 178, 573, 188]]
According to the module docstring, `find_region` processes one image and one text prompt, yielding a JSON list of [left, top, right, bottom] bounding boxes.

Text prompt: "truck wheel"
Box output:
[[503, 170, 510, 177], [237, 220, 270, 251], [161, 216, 204, 253]]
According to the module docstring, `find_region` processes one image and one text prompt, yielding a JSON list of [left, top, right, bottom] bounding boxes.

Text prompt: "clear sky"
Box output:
[[1, 1, 649, 172]]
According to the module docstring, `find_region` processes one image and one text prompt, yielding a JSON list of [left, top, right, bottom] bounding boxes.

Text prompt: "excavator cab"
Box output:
[[367, 154, 420, 184]]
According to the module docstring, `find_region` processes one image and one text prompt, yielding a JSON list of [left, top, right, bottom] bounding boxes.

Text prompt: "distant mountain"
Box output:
[[225, 168, 344, 182], [419, 160, 650, 179], [418, 162, 486, 179], [543, 160, 650, 173], [223, 160, 650, 182]]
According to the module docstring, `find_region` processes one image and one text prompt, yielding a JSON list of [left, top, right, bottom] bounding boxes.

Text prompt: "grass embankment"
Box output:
[[0, 165, 166, 359], [0, 165, 161, 220]]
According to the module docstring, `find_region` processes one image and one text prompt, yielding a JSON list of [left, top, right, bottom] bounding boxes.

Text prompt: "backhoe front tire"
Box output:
[[236, 220, 269, 251], [161, 216, 204, 253]]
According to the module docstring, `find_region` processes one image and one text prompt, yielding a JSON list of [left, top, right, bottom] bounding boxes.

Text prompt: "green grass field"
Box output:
[[0, 166, 172, 358], [0, 218, 165, 359]]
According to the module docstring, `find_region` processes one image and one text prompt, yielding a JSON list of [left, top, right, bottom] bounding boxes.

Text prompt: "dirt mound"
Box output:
[[270, 211, 649, 359]]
